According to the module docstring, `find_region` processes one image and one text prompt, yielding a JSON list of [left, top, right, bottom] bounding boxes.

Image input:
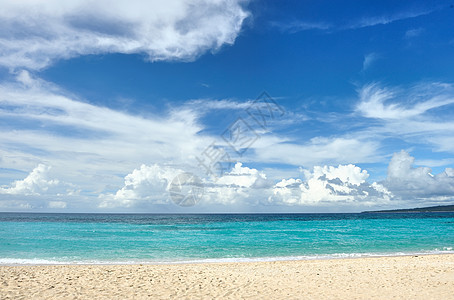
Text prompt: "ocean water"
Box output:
[[0, 213, 453, 265]]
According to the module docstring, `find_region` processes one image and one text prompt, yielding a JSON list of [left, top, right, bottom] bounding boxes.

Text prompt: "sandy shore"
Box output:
[[1, 254, 453, 299]]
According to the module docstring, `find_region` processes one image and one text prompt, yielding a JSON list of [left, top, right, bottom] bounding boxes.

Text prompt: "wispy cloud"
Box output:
[[183, 98, 253, 114], [344, 9, 435, 30], [405, 28, 425, 39], [354, 82, 454, 157], [356, 82, 454, 120], [275, 7, 436, 34], [270, 20, 331, 33], [362, 52, 380, 71], [251, 137, 380, 167], [0, 0, 250, 70]]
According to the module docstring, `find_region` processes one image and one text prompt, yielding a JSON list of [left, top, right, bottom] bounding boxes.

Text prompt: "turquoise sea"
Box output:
[[0, 213, 453, 264]]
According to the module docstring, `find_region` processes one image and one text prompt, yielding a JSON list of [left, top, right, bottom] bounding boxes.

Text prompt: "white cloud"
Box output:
[[184, 99, 253, 113], [356, 82, 454, 119], [405, 28, 424, 39], [103, 161, 393, 209], [99, 164, 183, 208], [362, 52, 379, 71], [270, 20, 331, 33], [0, 201, 32, 210], [0, 0, 249, 70], [383, 150, 454, 201], [346, 9, 434, 29], [354, 82, 454, 155], [48, 201, 67, 209], [85, 151, 454, 210], [308, 164, 370, 186], [101, 162, 269, 208], [215, 162, 267, 188], [254, 137, 380, 167], [415, 158, 454, 168], [428, 136, 454, 153], [270, 164, 391, 206], [1, 71, 204, 142], [274, 8, 435, 34], [203, 162, 270, 205], [0, 164, 59, 196]]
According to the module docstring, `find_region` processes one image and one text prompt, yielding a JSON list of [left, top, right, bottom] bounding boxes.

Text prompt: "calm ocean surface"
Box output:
[[1, 213, 453, 264]]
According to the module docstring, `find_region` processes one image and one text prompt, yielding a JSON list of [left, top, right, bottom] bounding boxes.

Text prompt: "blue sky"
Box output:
[[1, 0, 454, 212]]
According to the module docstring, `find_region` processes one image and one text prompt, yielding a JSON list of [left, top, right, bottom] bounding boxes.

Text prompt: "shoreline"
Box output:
[[2, 254, 454, 299], [1, 250, 454, 267]]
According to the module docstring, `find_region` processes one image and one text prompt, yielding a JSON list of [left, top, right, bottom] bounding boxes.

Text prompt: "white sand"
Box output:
[[1, 254, 453, 299]]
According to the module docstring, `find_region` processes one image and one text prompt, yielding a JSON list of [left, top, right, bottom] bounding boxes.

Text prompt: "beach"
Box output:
[[1, 254, 453, 299]]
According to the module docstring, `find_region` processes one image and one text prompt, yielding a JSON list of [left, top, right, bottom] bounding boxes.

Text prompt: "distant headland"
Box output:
[[362, 204, 454, 213]]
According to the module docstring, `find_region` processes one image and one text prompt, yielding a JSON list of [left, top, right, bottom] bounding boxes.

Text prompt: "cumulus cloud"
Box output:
[[215, 162, 268, 188], [100, 162, 269, 208], [96, 151, 454, 210], [203, 162, 270, 205], [99, 164, 183, 208], [103, 161, 393, 209], [0, 164, 59, 196], [0, 164, 77, 210], [0, 0, 249, 70], [270, 164, 391, 205], [384, 150, 454, 201]]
